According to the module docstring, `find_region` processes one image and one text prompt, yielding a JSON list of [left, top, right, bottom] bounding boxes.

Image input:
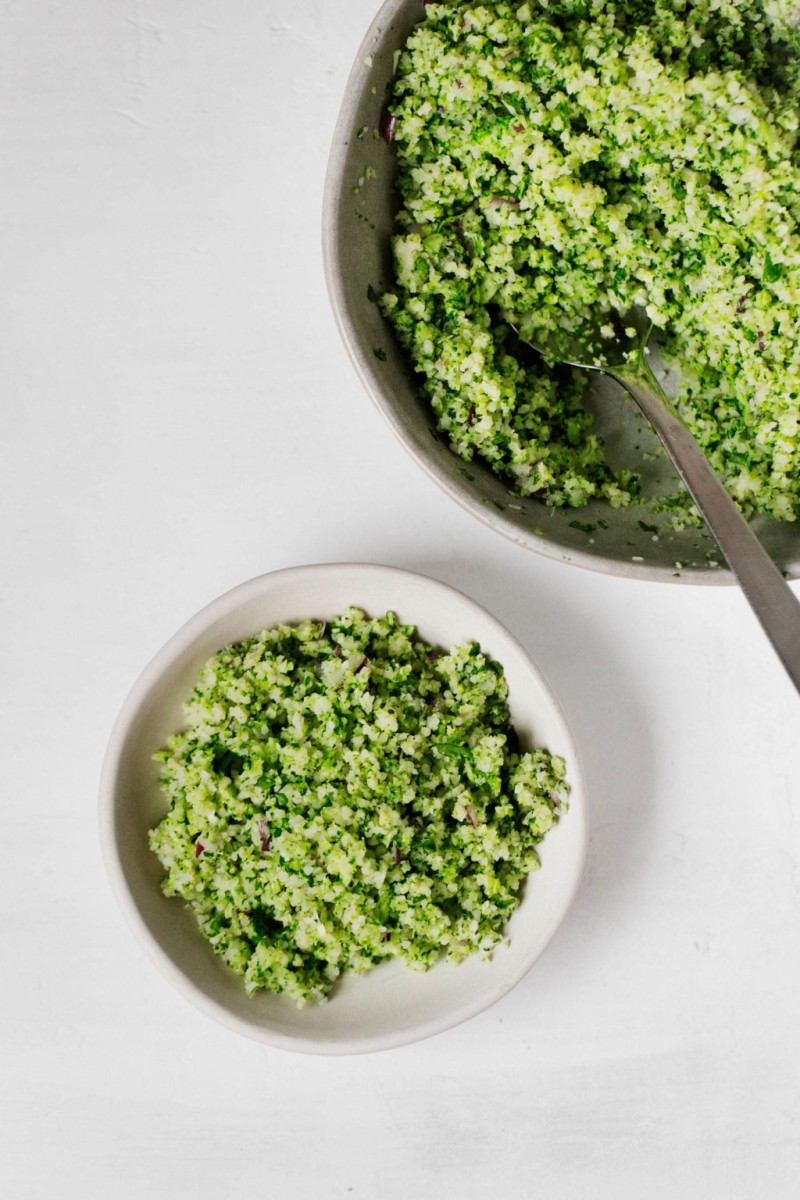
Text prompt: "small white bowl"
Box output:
[[99, 563, 587, 1054]]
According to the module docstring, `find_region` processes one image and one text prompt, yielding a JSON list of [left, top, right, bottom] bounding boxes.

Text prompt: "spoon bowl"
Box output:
[[510, 305, 645, 373]]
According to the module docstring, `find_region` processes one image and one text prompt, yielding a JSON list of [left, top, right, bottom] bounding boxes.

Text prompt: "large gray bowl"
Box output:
[[323, 0, 800, 583]]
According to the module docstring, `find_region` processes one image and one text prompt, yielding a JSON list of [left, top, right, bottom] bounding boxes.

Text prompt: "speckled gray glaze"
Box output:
[[322, 0, 800, 583]]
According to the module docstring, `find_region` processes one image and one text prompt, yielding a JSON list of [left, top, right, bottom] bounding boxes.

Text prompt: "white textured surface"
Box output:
[[2, 2, 799, 1197]]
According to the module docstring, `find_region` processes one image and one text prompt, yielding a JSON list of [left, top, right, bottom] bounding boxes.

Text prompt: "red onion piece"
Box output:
[[380, 110, 397, 144]]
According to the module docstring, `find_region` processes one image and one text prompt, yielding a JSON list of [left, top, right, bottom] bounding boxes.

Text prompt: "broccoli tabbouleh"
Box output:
[[149, 609, 567, 1005], [382, 0, 800, 521]]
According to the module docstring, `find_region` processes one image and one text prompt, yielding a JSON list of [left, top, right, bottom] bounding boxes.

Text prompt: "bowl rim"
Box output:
[[320, 0, 770, 587], [98, 561, 588, 1055]]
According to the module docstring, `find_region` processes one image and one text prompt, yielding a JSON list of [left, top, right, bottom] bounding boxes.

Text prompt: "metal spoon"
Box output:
[[508, 309, 800, 696]]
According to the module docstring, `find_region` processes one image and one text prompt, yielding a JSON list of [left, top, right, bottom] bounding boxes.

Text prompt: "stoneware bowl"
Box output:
[[99, 563, 587, 1055], [322, 0, 800, 583]]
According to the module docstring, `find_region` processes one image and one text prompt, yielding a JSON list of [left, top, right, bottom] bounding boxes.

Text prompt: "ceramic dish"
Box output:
[[98, 563, 587, 1055], [322, 0, 800, 583]]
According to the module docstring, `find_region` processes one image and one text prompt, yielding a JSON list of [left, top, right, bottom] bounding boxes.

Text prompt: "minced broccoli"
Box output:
[[382, 0, 800, 520], [149, 609, 567, 1005]]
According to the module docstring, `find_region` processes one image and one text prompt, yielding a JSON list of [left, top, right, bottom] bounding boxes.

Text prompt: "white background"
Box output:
[[3, 2, 799, 1196]]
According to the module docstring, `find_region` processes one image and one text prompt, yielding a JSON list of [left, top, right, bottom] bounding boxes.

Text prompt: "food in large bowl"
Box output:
[[323, 0, 800, 582]]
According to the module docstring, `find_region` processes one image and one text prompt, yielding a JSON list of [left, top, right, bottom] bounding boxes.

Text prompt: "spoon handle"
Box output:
[[613, 364, 800, 696]]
